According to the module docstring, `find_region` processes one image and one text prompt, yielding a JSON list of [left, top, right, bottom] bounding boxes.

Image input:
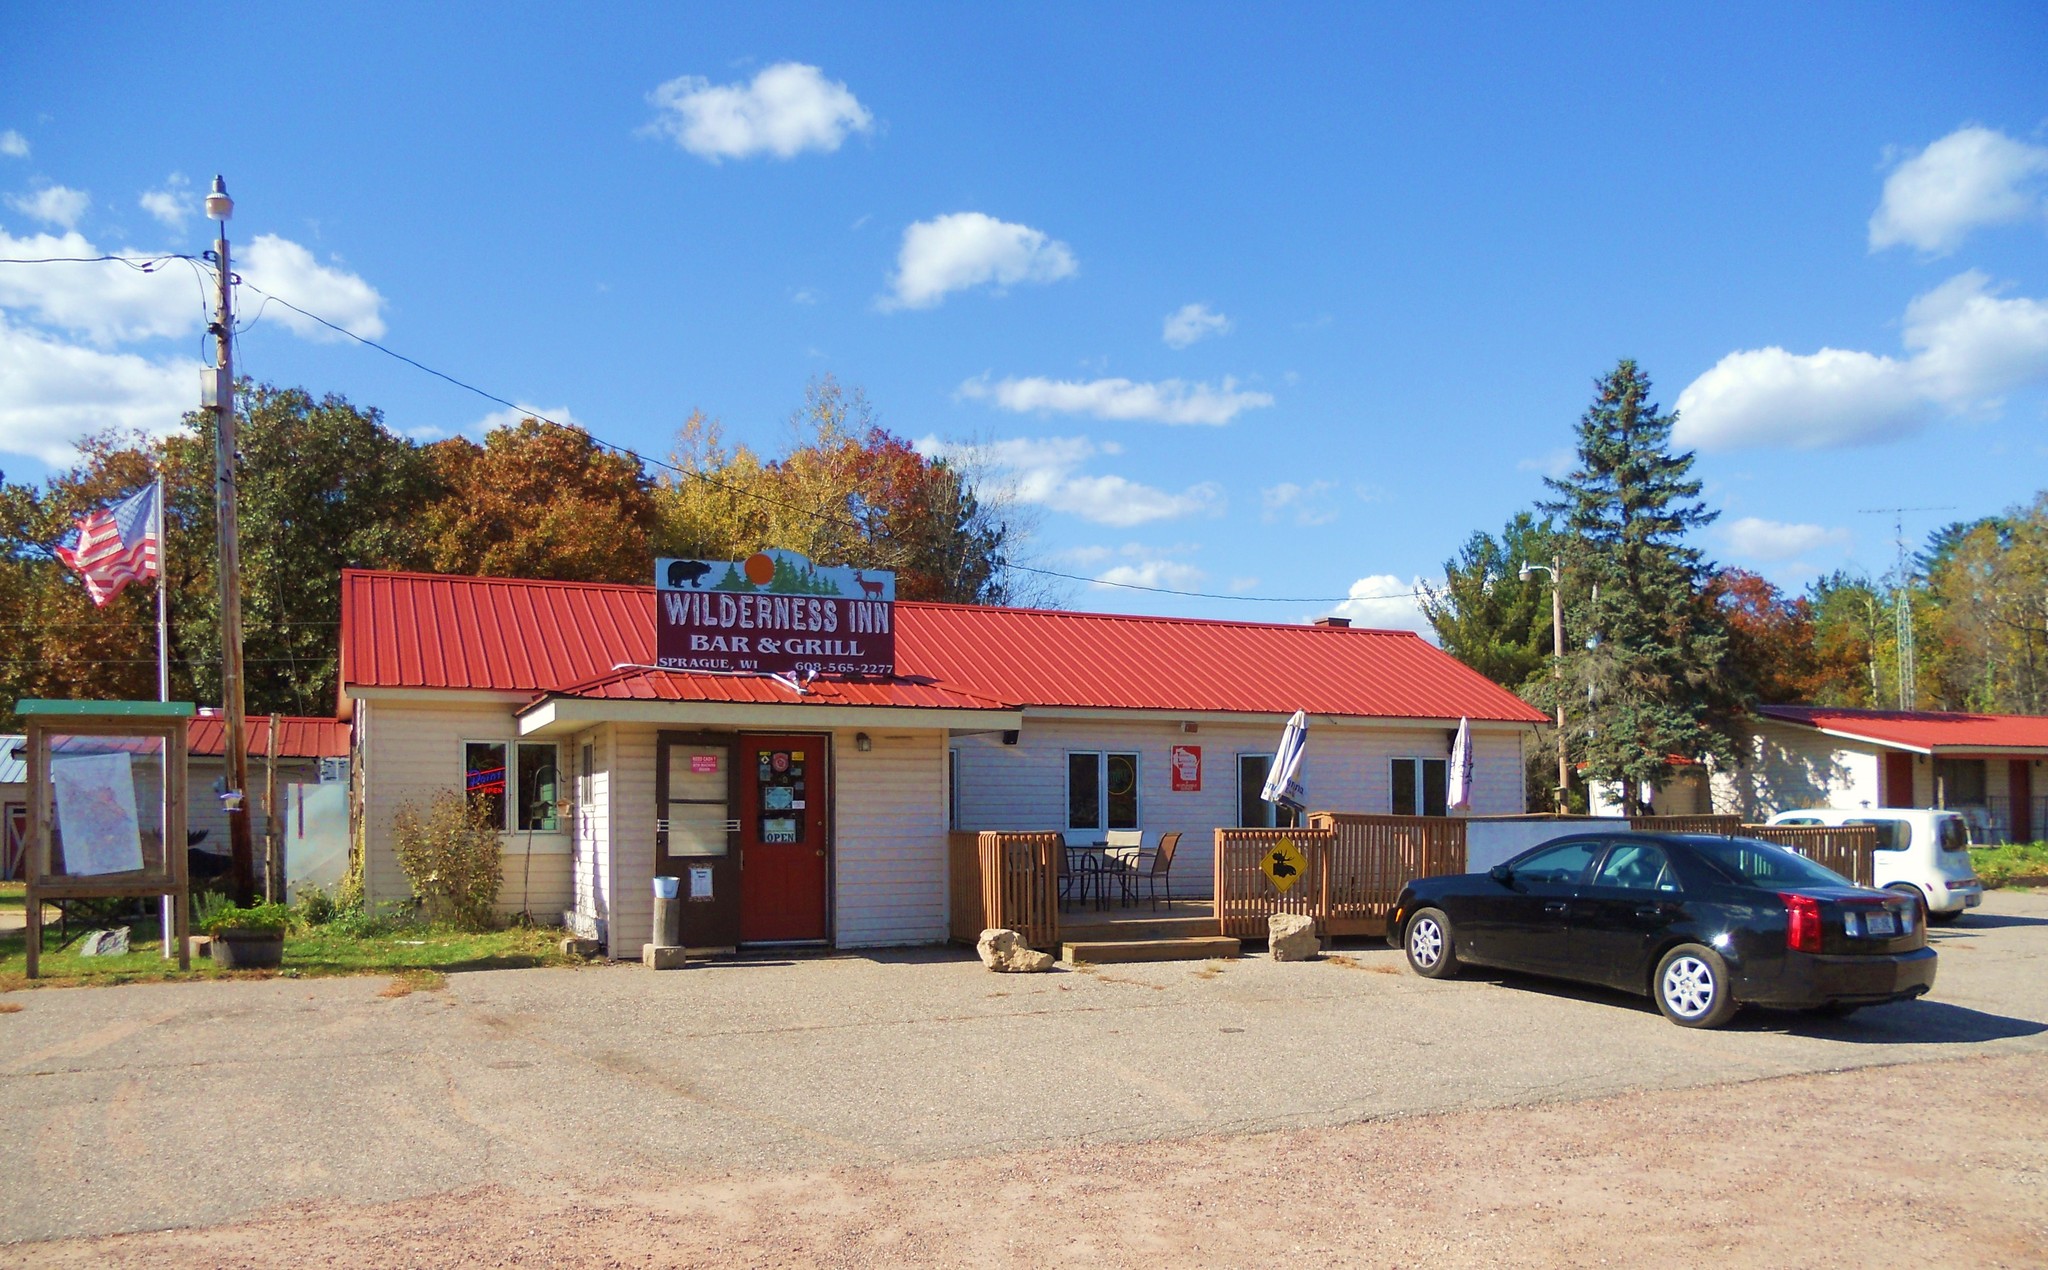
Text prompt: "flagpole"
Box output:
[[154, 470, 169, 704]]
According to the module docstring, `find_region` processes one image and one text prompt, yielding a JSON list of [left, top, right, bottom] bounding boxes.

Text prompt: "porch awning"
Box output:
[[515, 665, 1023, 736]]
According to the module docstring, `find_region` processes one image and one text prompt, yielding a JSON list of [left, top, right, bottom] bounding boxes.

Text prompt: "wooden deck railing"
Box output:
[[1216, 816, 1469, 939], [976, 831, 1062, 950], [1744, 824, 1880, 886], [948, 831, 983, 944], [1628, 814, 1743, 835]]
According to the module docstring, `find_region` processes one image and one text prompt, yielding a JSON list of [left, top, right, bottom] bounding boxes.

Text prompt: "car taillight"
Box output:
[[1780, 892, 1822, 953]]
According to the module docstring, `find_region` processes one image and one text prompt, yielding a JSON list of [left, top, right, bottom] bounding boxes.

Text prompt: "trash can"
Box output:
[[653, 875, 679, 900]]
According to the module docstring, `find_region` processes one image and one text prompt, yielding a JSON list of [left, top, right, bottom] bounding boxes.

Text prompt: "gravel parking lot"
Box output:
[[3, 889, 2045, 1259]]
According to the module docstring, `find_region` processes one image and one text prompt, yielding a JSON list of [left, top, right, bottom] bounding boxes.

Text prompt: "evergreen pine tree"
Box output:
[[1538, 360, 1738, 814]]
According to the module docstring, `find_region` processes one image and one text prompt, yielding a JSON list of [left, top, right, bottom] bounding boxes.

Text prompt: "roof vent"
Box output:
[[1313, 616, 1351, 628]]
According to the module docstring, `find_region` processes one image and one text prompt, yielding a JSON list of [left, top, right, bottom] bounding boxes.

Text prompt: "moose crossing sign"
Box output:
[[1261, 836, 1308, 894]]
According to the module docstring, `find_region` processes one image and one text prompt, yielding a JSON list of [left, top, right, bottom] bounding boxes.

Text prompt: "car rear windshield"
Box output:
[[1845, 818, 1910, 851], [1688, 837, 1853, 889], [1938, 816, 1970, 851]]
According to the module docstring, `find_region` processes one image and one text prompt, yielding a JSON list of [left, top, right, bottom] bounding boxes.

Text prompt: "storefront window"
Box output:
[[516, 743, 560, 832], [464, 742, 507, 827], [1392, 757, 1449, 817], [1068, 752, 1138, 831], [1238, 754, 1297, 828]]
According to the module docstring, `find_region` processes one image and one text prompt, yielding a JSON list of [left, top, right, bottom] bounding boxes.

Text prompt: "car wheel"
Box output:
[[1404, 908, 1459, 979], [1653, 944, 1738, 1029]]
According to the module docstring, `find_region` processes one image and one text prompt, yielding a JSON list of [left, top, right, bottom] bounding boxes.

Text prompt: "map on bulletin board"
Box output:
[[51, 752, 145, 876]]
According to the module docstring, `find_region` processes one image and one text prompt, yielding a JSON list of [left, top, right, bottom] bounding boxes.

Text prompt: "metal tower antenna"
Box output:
[[1856, 505, 1955, 711]]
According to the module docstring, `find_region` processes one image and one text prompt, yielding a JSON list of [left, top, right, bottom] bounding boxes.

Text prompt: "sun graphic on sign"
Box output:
[[743, 552, 776, 585]]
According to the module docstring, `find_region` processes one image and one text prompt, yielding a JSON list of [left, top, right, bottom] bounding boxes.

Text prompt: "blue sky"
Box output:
[[5, 3, 2046, 629]]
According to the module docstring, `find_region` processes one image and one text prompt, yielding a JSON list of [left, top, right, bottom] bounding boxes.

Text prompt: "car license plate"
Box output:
[[1867, 911, 1898, 937], [1965, 892, 1982, 908]]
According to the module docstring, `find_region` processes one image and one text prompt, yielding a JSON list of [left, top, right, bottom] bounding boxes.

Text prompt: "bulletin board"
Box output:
[[20, 699, 194, 978]]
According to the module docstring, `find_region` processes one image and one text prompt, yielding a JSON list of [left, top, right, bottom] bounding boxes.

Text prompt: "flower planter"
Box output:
[[210, 928, 285, 970]]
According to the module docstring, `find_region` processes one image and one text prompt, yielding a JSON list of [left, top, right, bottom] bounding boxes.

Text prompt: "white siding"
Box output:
[[355, 698, 574, 920], [603, 723, 659, 954], [1710, 720, 1884, 819], [952, 716, 1526, 900], [185, 756, 322, 863], [832, 728, 949, 948]]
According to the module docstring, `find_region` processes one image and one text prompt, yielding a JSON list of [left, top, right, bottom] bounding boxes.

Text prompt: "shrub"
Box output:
[[295, 887, 337, 927], [391, 792, 503, 931], [203, 902, 293, 936]]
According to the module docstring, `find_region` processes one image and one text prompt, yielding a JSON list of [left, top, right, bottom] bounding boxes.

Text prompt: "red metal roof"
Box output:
[[341, 569, 1548, 723], [189, 713, 351, 759], [550, 666, 1013, 712], [1757, 705, 2048, 753]]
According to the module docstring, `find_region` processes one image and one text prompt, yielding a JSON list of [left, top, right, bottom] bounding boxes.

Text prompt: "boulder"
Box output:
[[1268, 912, 1319, 962], [977, 928, 1054, 973], [79, 927, 131, 957]]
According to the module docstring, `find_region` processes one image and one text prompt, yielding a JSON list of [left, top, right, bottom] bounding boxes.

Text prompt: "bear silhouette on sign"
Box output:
[[666, 560, 713, 588]]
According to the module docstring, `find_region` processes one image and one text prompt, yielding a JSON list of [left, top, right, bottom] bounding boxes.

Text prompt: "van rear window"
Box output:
[[1938, 817, 1969, 852], [1846, 818, 1910, 851]]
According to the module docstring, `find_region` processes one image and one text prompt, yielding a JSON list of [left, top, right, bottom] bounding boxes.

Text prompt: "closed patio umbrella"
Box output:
[[1448, 715, 1473, 812], [1261, 710, 1309, 813]]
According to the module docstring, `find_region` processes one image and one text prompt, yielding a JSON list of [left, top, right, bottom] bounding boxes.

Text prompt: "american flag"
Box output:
[[54, 483, 161, 607]]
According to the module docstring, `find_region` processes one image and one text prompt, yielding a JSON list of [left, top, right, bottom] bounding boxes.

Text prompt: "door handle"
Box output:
[[1634, 906, 1665, 918], [1543, 901, 1568, 915]]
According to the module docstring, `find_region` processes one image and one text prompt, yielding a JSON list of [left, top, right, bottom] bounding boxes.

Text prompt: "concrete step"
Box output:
[[1058, 915, 1222, 943], [1062, 936, 1240, 965]]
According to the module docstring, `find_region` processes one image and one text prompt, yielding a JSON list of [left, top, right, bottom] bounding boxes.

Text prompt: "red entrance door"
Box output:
[[1882, 752, 1915, 807], [738, 735, 829, 942], [2013, 760, 2034, 844]]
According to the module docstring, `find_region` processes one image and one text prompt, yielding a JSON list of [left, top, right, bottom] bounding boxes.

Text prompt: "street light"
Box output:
[[1518, 555, 1568, 813]]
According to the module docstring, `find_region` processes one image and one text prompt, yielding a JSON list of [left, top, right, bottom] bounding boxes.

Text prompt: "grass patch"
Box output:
[[1970, 842, 2048, 888], [0, 882, 23, 912], [0, 915, 577, 992]]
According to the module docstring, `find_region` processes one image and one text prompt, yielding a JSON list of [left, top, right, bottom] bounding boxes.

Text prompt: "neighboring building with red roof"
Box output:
[[340, 566, 1546, 954], [184, 711, 354, 869], [1710, 705, 2047, 842]]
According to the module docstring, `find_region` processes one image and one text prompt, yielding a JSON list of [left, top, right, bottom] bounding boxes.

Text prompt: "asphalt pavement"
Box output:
[[2, 889, 2044, 1243]]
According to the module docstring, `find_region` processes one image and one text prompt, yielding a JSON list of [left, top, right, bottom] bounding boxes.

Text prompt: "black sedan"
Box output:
[[1385, 833, 1937, 1028]]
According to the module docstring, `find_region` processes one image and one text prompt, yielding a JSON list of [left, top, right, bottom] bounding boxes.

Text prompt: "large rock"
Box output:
[[977, 928, 1054, 973], [1268, 912, 1319, 962]]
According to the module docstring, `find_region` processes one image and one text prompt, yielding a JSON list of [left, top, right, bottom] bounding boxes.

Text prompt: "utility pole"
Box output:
[[1519, 555, 1569, 812], [205, 175, 256, 907]]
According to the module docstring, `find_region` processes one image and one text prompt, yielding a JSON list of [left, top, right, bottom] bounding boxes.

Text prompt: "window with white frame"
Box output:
[[1067, 751, 1139, 832], [1237, 753, 1299, 828], [462, 740, 563, 832], [1391, 757, 1449, 817]]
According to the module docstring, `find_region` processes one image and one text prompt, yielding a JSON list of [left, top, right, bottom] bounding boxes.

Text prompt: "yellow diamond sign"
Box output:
[[1262, 836, 1308, 894]]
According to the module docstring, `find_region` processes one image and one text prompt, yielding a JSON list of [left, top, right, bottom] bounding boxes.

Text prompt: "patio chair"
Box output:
[[1126, 832, 1181, 911], [1104, 830, 1144, 907]]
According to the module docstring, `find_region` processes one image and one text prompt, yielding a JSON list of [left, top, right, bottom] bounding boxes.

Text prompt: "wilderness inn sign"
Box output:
[[655, 549, 897, 677]]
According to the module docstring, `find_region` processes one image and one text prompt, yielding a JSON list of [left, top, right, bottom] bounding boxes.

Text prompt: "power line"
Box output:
[[231, 279, 1421, 608]]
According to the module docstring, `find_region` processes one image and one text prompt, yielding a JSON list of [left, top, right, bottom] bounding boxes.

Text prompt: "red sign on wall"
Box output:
[[1170, 745, 1202, 792]]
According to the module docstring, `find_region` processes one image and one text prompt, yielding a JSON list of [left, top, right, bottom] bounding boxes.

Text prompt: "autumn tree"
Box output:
[[1707, 568, 1823, 705], [653, 376, 1019, 604], [1925, 497, 2048, 714], [1539, 360, 1737, 813], [420, 418, 657, 583]]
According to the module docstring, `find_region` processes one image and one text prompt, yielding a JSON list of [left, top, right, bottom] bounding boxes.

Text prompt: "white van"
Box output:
[[1764, 808, 1984, 923]]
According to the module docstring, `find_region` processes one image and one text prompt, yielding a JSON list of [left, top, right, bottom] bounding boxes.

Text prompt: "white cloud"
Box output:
[[958, 374, 1272, 426], [240, 234, 386, 340], [7, 184, 89, 230], [647, 62, 871, 162], [918, 433, 1222, 527], [884, 212, 1076, 310], [1673, 271, 2048, 451], [0, 227, 197, 343], [1260, 480, 1338, 525], [1722, 517, 1853, 562], [138, 174, 190, 230], [1326, 574, 1434, 638], [0, 131, 27, 159], [1516, 448, 1574, 478], [1095, 559, 1205, 591], [0, 319, 198, 463], [1162, 302, 1231, 349], [473, 403, 580, 434], [1869, 126, 2048, 254]]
